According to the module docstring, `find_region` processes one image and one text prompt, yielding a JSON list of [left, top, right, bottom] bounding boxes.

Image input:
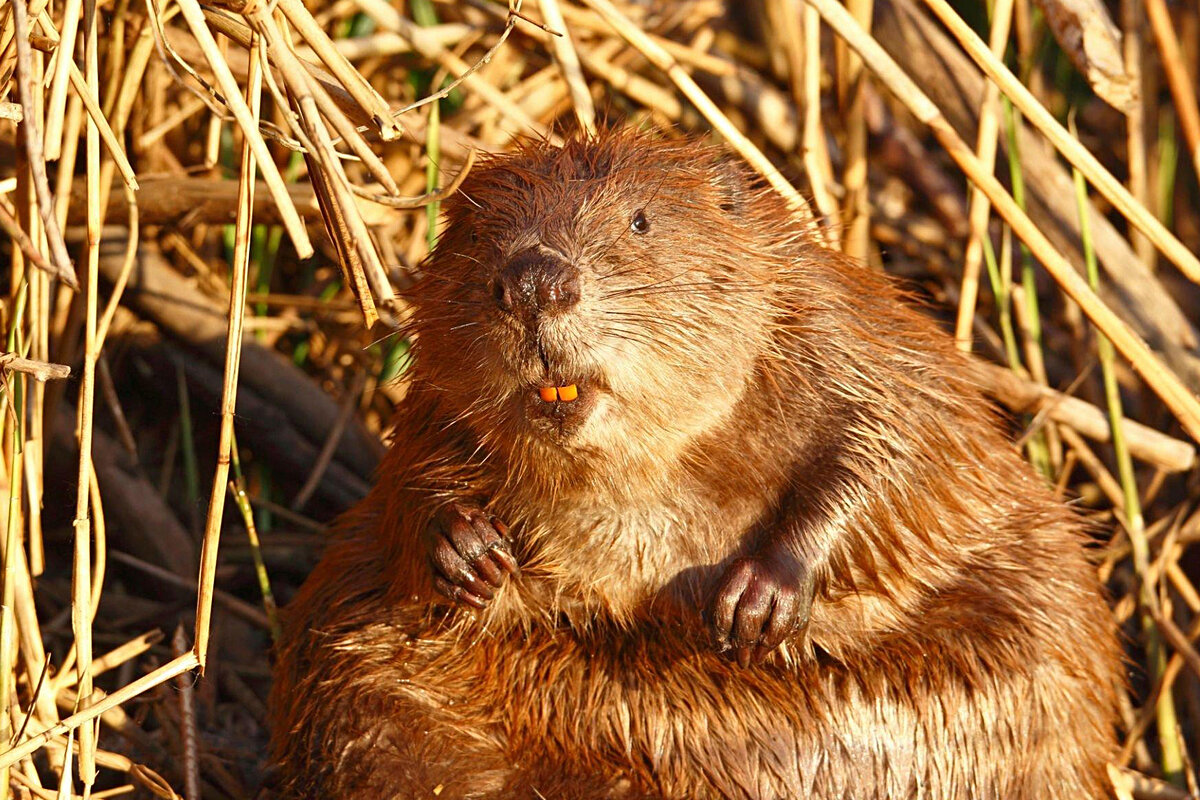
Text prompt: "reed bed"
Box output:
[[0, 0, 1198, 796]]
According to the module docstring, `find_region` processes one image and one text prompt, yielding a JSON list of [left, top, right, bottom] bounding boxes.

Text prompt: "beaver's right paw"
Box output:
[[427, 502, 520, 609]]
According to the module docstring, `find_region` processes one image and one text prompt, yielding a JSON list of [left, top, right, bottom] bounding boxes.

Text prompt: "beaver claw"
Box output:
[[427, 502, 519, 609], [709, 556, 813, 668]]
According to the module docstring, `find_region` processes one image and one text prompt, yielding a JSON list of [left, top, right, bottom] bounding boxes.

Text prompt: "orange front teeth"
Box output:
[[538, 384, 579, 402]]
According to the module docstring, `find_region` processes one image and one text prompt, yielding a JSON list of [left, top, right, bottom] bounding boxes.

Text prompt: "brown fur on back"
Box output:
[[267, 130, 1121, 799]]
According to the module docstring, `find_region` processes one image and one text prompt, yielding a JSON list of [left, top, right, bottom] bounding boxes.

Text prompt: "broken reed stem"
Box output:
[[537, 0, 596, 135], [919, 0, 1200, 285], [193, 32, 259, 673], [1143, 0, 1200, 192], [954, 0, 1014, 351], [581, 0, 815, 221], [10, 0, 78, 291], [802, 0, 1200, 445], [0, 354, 70, 382]]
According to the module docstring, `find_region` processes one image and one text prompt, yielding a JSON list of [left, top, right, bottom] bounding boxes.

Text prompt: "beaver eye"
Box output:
[[630, 209, 650, 234]]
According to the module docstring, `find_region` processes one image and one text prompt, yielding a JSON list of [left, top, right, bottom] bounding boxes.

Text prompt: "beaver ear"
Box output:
[[709, 157, 754, 218]]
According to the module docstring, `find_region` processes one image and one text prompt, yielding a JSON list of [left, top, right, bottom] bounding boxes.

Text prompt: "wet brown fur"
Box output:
[[268, 130, 1122, 798]]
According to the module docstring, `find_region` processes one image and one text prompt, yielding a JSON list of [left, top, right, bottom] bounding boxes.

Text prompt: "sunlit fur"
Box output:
[[268, 130, 1122, 799]]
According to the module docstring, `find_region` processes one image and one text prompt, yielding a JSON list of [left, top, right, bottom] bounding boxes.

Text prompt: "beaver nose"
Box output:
[[493, 249, 581, 324]]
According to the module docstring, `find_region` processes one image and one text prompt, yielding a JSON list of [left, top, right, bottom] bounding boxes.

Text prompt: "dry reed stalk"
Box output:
[[40, 0, 82, 160], [8, 533, 56, 728], [192, 35, 257, 671], [0, 203, 52, 275], [254, 4, 386, 325], [20, 447, 42, 581], [840, 0, 872, 260], [954, 0, 1013, 351], [50, 89, 82, 230], [10, 0, 77, 291], [0, 356, 68, 382], [582, 0, 815, 219], [537, 0, 597, 134], [528, 1, 737, 77], [64, 62, 138, 193], [315, 25, 472, 62], [973, 363, 1195, 472], [67, 0, 104, 786], [172, 0, 314, 259], [920, 0, 1200, 285], [275, 0, 403, 140], [804, 0, 1200, 444], [354, 146, 477, 209], [93, 187, 137, 348], [0, 379, 25, 800], [307, 73, 401, 195], [1143, 0, 1200, 191], [1121, 0, 1152, 266], [801, 4, 841, 243]]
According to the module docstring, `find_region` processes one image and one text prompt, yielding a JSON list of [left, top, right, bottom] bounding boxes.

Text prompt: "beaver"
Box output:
[[267, 130, 1122, 799]]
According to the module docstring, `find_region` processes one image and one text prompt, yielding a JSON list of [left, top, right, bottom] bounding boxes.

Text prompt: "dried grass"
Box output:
[[0, 0, 1199, 796]]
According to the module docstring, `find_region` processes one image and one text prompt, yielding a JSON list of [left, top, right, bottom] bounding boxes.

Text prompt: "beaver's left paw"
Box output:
[[708, 555, 814, 668]]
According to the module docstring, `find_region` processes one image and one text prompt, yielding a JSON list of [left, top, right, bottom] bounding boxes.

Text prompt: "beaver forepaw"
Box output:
[[708, 556, 813, 668], [427, 503, 520, 609]]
